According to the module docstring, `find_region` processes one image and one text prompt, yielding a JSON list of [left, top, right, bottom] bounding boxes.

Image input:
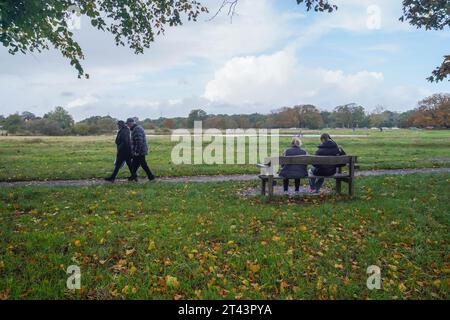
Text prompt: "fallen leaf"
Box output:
[[148, 240, 156, 251], [249, 263, 260, 273], [166, 275, 179, 288]]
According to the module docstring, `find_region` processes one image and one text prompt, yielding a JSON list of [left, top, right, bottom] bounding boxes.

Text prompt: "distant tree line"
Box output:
[[0, 93, 448, 136]]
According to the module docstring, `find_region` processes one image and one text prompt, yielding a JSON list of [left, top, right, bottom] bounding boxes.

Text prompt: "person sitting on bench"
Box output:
[[279, 137, 308, 194], [309, 133, 341, 193]]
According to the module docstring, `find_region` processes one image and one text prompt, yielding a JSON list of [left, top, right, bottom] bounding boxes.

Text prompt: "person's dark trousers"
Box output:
[[283, 179, 300, 192], [110, 155, 132, 180], [309, 168, 325, 192], [309, 177, 325, 192], [131, 155, 155, 179]]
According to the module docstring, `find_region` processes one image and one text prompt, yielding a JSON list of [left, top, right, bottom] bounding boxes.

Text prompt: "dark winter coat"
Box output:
[[313, 140, 341, 176], [115, 125, 132, 157], [279, 146, 308, 179], [130, 124, 148, 156]]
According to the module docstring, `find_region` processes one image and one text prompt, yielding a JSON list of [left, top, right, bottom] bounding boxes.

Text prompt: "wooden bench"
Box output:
[[257, 155, 358, 198]]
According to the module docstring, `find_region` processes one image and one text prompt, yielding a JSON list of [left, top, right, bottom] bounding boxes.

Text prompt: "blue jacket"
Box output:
[[279, 146, 308, 179], [130, 124, 148, 156]]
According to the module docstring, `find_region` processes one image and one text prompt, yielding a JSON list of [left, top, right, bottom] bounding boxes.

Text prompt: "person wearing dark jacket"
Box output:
[[309, 133, 341, 193], [126, 118, 155, 182], [279, 137, 308, 193], [105, 120, 133, 182]]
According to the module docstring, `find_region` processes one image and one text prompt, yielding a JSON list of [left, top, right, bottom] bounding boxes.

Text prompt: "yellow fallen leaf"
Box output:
[[280, 280, 289, 293], [126, 248, 136, 256], [129, 265, 137, 274], [272, 236, 281, 242], [166, 275, 179, 288], [148, 240, 156, 250], [249, 263, 260, 273], [74, 240, 81, 247]]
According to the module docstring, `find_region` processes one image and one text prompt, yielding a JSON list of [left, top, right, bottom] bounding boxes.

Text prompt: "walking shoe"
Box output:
[[128, 176, 138, 182], [148, 175, 156, 182], [104, 177, 115, 183]]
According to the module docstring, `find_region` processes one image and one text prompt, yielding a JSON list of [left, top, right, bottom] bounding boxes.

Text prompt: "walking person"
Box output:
[[105, 120, 133, 182], [126, 118, 155, 182], [279, 137, 308, 194], [309, 133, 342, 193]]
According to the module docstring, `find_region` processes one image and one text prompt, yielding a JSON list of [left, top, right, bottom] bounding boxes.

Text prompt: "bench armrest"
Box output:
[[256, 163, 270, 169]]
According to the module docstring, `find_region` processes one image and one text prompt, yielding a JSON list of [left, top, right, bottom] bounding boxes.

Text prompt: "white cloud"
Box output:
[[67, 95, 99, 109], [204, 49, 384, 108]]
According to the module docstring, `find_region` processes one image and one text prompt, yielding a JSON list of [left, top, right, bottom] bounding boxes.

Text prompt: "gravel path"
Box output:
[[0, 168, 449, 187]]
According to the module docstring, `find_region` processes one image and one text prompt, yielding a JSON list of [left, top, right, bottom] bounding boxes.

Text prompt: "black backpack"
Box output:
[[331, 139, 347, 167]]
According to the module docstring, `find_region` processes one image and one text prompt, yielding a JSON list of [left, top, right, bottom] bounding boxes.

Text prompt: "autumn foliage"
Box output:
[[409, 93, 449, 128]]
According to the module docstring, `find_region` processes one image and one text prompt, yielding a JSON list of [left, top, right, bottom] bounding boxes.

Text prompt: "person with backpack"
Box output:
[[309, 133, 345, 193], [126, 118, 156, 182]]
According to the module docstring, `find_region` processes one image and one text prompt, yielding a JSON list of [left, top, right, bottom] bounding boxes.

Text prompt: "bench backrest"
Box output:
[[274, 155, 357, 166], [259, 155, 357, 176]]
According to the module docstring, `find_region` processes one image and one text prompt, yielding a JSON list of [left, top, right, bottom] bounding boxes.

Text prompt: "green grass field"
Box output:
[[0, 130, 448, 300], [0, 174, 448, 299], [0, 129, 449, 181]]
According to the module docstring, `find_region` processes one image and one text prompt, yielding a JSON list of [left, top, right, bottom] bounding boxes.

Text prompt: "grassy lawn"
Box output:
[[0, 130, 449, 181], [0, 174, 448, 299]]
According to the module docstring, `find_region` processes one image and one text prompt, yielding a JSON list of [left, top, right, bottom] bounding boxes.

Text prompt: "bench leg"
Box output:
[[268, 176, 274, 199], [348, 178, 354, 196], [261, 179, 266, 196], [336, 179, 342, 195], [348, 157, 355, 196]]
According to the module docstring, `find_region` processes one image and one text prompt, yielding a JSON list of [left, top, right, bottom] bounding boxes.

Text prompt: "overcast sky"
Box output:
[[1, 0, 449, 121]]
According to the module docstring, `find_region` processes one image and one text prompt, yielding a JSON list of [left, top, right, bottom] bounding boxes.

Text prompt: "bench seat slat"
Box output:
[[279, 155, 355, 165], [259, 174, 350, 180]]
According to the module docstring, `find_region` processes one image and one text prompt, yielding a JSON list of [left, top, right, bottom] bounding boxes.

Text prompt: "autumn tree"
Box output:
[[162, 118, 175, 129], [410, 93, 450, 128], [294, 104, 323, 129]]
